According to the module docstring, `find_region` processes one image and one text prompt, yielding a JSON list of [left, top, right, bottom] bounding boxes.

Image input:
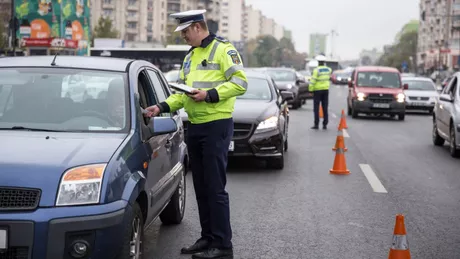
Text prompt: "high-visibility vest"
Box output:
[[310, 65, 332, 91], [165, 36, 248, 124]]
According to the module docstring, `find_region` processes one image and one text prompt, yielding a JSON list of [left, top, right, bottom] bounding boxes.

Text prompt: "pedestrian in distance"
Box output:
[[144, 9, 248, 259], [310, 55, 332, 130]]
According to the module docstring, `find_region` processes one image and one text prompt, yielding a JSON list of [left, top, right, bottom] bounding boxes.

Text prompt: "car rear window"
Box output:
[[403, 80, 436, 91], [357, 71, 401, 88]]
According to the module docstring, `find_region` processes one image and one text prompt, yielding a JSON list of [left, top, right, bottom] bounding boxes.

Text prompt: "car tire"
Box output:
[[398, 113, 405, 121], [116, 202, 144, 259], [284, 135, 288, 152], [449, 124, 460, 158], [159, 165, 186, 225], [347, 103, 352, 116], [432, 117, 445, 146], [351, 102, 358, 118]]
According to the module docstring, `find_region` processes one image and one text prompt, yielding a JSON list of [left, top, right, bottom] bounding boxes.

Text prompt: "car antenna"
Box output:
[[51, 41, 66, 66]]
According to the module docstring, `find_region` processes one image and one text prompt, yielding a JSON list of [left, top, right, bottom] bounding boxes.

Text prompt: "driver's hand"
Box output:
[[143, 105, 160, 117]]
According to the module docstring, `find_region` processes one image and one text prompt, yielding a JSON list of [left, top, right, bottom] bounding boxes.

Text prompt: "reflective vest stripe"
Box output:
[[183, 53, 192, 79], [229, 76, 248, 89], [192, 80, 227, 88], [208, 41, 220, 61], [225, 65, 244, 79]]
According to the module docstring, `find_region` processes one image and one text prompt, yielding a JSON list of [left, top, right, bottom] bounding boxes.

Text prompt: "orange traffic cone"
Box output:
[[338, 109, 348, 129], [319, 104, 324, 118], [329, 147, 350, 175], [332, 128, 348, 152], [388, 214, 411, 259]]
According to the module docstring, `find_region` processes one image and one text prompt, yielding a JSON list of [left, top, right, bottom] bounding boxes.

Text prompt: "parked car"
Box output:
[[347, 66, 407, 120], [180, 70, 293, 169], [0, 56, 188, 259], [258, 67, 309, 109], [402, 76, 439, 114], [331, 70, 351, 85], [432, 73, 460, 157], [164, 69, 180, 83]]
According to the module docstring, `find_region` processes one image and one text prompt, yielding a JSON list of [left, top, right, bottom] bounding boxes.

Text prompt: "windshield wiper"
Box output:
[[0, 126, 65, 132]]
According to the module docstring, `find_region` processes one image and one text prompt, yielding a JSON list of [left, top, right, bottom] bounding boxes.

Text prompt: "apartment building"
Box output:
[[218, 0, 244, 41], [0, 0, 11, 42], [261, 16, 275, 36], [274, 23, 284, 40], [91, 0, 167, 43], [417, 0, 452, 70], [245, 5, 262, 41]]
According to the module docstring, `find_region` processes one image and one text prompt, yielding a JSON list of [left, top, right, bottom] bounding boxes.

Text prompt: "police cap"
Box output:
[[170, 9, 207, 32]]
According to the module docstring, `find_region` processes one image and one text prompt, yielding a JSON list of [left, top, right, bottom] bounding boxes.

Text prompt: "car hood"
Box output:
[[274, 81, 296, 90], [404, 90, 439, 97], [180, 99, 276, 124], [355, 86, 403, 94], [0, 132, 126, 206]]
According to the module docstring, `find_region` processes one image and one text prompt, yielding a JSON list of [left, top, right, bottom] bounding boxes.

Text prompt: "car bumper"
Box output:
[[229, 128, 283, 158], [405, 100, 435, 110], [0, 200, 129, 259], [353, 100, 405, 114]]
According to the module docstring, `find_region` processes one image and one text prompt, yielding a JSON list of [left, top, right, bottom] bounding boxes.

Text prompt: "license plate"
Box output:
[[229, 141, 234, 151], [411, 102, 426, 106], [372, 103, 390, 108], [0, 229, 7, 250]]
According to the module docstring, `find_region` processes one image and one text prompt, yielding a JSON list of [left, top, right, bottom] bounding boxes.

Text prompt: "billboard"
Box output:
[[15, 0, 91, 55], [309, 33, 327, 57]]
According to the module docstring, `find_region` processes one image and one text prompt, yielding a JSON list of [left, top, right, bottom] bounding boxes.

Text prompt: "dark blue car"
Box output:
[[0, 56, 188, 259]]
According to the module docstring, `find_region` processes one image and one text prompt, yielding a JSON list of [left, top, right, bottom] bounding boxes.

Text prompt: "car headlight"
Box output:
[[255, 116, 278, 133], [357, 92, 366, 101], [337, 77, 342, 81], [397, 93, 405, 103], [56, 164, 106, 206], [286, 84, 293, 89]]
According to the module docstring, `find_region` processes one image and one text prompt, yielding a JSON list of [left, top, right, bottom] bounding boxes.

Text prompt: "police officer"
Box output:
[[309, 55, 332, 130], [144, 9, 247, 259]]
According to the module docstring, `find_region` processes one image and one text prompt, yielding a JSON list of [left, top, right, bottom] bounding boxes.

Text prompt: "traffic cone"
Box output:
[[388, 214, 411, 259], [332, 128, 348, 152], [329, 147, 350, 175], [339, 109, 348, 129], [319, 104, 324, 118]]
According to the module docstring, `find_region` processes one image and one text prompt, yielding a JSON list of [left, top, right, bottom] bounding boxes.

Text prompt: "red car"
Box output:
[[347, 66, 408, 120]]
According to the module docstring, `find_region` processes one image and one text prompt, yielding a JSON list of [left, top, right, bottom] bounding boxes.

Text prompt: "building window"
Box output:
[[127, 22, 137, 29], [103, 9, 113, 16], [147, 36, 153, 42], [128, 0, 137, 6], [127, 11, 136, 17], [104, 0, 112, 3]]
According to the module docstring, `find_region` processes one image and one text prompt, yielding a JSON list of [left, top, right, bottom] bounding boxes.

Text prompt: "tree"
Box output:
[[93, 17, 119, 38], [253, 35, 280, 66], [377, 30, 418, 71], [0, 18, 6, 50]]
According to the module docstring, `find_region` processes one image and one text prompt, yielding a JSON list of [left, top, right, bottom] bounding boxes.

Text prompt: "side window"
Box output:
[[450, 77, 457, 100], [146, 69, 172, 117], [444, 76, 457, 96], [271, 78, 281, 100], [138, 70, 158, 125]]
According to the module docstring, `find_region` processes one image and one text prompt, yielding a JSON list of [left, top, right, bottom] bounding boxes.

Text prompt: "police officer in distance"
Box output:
[[144, 9, 247, 259], [309, 55, 332, 130]]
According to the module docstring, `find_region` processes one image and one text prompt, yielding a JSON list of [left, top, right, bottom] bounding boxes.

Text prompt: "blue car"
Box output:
[[0, 56, 188, 259]]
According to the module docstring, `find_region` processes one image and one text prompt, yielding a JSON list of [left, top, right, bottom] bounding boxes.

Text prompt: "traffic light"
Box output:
[[421, 11, 426, 21]]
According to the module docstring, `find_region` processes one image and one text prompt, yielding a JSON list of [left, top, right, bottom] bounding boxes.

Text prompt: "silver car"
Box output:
[[402, 77, 439, 113], [432, 73, 460, 157]]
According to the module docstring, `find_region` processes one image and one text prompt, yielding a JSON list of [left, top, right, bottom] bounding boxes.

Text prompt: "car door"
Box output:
[[438, 76, 457, 136], [136, 68, 171, 223], [271, 78, 287, 136]]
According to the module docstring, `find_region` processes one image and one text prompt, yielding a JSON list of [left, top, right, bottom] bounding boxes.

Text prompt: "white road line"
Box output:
[[359, 164, 388, 193], [331, 113, 337, 119], [343, 129, 350, 138]]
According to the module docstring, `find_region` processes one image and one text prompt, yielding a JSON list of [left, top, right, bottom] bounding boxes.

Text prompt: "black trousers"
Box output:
[[313, 90, 329, 126], [187, 118, 233, 249]]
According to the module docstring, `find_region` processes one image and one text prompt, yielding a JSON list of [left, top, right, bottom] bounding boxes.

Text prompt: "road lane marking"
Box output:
[[343, 129, 350, 138], [359, 164, 388, 193], [331, 113, 337, 119]]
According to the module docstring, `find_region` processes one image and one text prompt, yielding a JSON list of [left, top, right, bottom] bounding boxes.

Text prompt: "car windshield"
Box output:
[[164, 70, 180, 82], [335, 73, 350, 78], [403, 80, 437, 91], [299, 70, 311, 76], [0, 68, 129, 132], [266, 70, 296, 81], [237, 77, 272, 101], [357, 71, 401, 88]]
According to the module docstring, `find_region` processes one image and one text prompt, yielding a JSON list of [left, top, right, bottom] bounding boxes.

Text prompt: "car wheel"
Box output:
[[116, 202, 144, 259], [159, 164, 186, 225], [449, 124, 460, 158], [351, 102, 358, 118], [347, 103, 352, 116], [432, 117, 445, 146], [398, 113, 405, 121], [284, 134, 288, 152]]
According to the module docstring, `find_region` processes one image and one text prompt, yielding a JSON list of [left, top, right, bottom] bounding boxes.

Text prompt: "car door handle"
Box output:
[[165, 139, 172, 149]]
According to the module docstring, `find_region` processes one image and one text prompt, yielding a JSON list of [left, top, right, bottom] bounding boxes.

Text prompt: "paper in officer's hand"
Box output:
[[169, 83, 194, 94]]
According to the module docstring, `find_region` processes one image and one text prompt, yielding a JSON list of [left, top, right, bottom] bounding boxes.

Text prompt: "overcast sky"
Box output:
[[244, 0, 420, 60]]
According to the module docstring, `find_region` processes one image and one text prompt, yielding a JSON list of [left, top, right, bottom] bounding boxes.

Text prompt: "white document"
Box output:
[[169, 83, 195, 94]]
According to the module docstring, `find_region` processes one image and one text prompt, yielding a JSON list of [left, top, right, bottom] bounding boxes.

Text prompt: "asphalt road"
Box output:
[[144, 85, 460, 259]]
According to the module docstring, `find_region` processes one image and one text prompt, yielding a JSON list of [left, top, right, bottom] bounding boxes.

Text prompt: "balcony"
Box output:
[[453, 20, 460, 28], [127, 15, 139, 22], [127, 5, 138, 11], [126, 27, 138, 34]]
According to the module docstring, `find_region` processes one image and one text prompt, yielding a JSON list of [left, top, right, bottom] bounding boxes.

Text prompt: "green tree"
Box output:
[[0, 18, 6, 50], [93, 17, 119, 38], [253, 35, 280, 66], [377, 30, 418, 71]]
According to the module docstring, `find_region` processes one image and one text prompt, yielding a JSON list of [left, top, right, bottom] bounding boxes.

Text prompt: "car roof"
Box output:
[[355, 66, 399, 73], [245, 70, 271, 80], [259, 67, 295, 72], [0, 56, 134, 72]]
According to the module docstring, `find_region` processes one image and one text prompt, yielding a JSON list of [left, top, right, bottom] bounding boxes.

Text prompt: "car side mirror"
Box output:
[[440, 94, 453, 102], [296, 78, 305, 84], [280, 90, 294, 102], [403, 84, 409, 90], [348, 81, 353, 88], [149, 117, 178, 136]]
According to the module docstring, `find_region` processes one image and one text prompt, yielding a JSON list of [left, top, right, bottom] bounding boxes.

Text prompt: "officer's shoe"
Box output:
[[311, 125, 319, 130], [192, 248, 234, 259], [323, 125, 327, 130], [181, 238, 211, 254]]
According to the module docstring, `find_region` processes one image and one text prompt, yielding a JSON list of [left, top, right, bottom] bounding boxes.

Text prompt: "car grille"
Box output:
[[0, 247, 29, 259], [0, 187, 41, 211], [367, 93, 395, 103], [408, 96, 429, 101], [182, 122, 254, 140]]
